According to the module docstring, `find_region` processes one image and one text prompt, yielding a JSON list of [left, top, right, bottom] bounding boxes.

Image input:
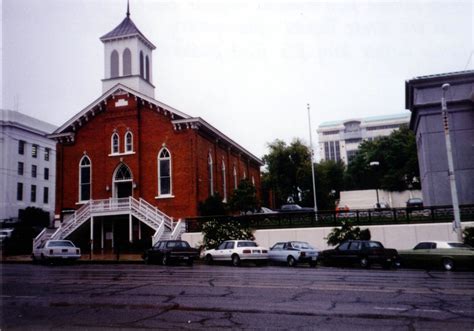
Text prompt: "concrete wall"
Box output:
[[339, 189, 422, 209], [182, 222, 474, 251]]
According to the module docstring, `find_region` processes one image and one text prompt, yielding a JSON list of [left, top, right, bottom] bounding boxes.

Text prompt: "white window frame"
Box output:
[[156, 148, 173, 198], [208, 153, 214, 196], [233, 165, 238, 189], [222, 160, 227, 202], [79, 156, 91, 203], [125, 131, 133, 153], [111, 132, 119, 154]]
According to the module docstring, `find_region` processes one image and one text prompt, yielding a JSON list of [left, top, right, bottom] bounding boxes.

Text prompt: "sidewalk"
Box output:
[[1, 253, 144, 264]]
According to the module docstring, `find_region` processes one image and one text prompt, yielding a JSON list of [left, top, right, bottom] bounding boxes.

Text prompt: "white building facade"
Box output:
[[317, 113, 410, 164], [0, 109, 57, 222]]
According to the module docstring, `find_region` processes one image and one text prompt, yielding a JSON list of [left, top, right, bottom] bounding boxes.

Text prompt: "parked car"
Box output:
[[269, 241, 318, 267], [32, 240, 81, 263], [406, 198, 423, 209], [398, 241, 474, 271], [143, 240, 199, 266], [279, 204, 314, 212], [320, 240, 400, 269], [202, 240, 268, 266]]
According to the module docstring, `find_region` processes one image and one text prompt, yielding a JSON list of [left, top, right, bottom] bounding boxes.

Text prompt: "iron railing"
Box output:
[[185, 204, 474, 232]]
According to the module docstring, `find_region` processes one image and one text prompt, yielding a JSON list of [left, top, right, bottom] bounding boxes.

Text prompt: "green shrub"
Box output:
[[198, 193, 227, 216], [201, 219, 254, 249], [463, 227, 474, 247], [325, 221, 371, 247]]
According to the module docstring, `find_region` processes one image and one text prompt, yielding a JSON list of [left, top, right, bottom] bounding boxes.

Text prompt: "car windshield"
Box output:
[[237, 241, 258, 247], [167, 241, 190, 248], [292, 242, 313, 249], [448, 243, 472, 248], [49, 241, 74, 247]]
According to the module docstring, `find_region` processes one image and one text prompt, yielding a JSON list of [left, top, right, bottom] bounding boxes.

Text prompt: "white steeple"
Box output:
[[100, 4, 156, 98]]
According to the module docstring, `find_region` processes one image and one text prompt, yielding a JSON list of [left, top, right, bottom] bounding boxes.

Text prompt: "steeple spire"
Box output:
[[126, 0, 130, 17]]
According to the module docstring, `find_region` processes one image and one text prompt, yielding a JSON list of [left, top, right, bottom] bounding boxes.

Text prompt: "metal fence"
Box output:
[[185, 204, 474, 233]]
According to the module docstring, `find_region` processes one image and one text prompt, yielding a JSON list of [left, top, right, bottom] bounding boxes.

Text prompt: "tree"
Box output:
[[463, 227, 474, 247], [201, 219, 254, 249], [345, 125, 420, 191], [325, 221, 371, 246], [313, 160, 346, 210], [228, 179, 259, 214], [198, 193, 227, 216], [262, 139, 313, 207]]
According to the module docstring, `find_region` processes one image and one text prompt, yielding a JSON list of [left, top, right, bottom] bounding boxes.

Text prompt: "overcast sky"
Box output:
[[2, 0, 473, 159]]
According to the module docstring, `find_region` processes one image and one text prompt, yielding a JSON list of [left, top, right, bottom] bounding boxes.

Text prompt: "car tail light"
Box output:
[[76, 249, 80, 254], [300, 252, 306, 257], [262, 250, 268, 253], [243, 249, 251, 254], [49, 249, 54, 255]]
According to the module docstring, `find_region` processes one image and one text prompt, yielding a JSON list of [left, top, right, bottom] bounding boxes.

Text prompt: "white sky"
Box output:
[[2, 0, 473, 159]]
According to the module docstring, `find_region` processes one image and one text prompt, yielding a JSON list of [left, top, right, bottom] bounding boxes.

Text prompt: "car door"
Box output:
[[269, 242, 285, 262], [410, 242, 433, 266], [222, 241, 235, 261], [213, 242, 228, 260], [346, 241, 362, 264], [333, 242, 351, 264]]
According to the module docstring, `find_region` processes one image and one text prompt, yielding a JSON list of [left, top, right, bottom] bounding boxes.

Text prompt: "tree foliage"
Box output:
[[228, 179, 259, 214], [198, 193, 227, 216], [345, 125, 420, 191], [201, 219, 254, 249], [463, 227, 474, 247], [326, 221, 371, 246], [314, 160, 346, 210]]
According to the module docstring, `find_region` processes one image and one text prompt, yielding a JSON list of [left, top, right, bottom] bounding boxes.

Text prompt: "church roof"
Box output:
[[100, 15, 156, 50]]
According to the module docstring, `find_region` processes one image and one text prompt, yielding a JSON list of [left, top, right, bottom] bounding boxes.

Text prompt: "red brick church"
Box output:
[[34, 7, 262, 251]]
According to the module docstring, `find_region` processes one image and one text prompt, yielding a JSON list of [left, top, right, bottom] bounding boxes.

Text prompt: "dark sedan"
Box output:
[[143, 240, 199, 266], [321, 240, 400, 269]]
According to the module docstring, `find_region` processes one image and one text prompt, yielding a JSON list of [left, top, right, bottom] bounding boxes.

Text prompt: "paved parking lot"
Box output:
[[1, 263, 473, 330]]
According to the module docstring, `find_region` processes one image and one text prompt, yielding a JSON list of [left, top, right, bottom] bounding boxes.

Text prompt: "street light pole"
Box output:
[[441, 83, 463, 242], [307, 103, 318, 216], [369, 161, 380, 208]]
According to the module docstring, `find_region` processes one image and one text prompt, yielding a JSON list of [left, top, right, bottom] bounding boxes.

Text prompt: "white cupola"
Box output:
[[100, 5, 156, 98]]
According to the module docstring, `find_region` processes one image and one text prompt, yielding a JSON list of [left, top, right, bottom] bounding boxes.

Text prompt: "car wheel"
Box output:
[[231, 254, 241, 267], [360, 257, 370, 268], [442, 258, 454, 271], [205, 254, 213, 265], [287, 256, 297, 267], [162, 255, 169, 266]]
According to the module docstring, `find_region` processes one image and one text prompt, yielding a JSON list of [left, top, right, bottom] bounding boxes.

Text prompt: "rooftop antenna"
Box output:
[[126, 0, 130, 17]]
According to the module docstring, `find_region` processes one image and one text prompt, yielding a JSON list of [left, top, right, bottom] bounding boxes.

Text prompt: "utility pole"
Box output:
[[441, 83, 463, 242], [307, 103, 318, 217]]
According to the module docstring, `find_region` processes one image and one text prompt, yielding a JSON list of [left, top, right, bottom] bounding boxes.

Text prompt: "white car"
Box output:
[[32, 240, 81, 263], [269, 241, 319, 267], [203, 240, 268, 266]]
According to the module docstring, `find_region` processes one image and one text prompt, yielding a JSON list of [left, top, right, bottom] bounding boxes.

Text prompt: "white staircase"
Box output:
[[33, 197, 186, 249]]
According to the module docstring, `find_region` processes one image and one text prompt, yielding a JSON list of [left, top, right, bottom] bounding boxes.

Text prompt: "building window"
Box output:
[[17, 183, 23, 201], [347, 150, 358, 163], [139, 51, 144, 78], [79, 156, 91, 202], [323, 130, 339, 136], [145, 55, 150, 81], [123, 48, 132, 76], [18, 140, 25, 155], [324, 141, 341, 162], [111, 133, 119, 154], [43, 187, 49, 204], [32, 144, 38, 158], [111, 50, 119, 78], [158, 148, 171, 196], [251, 176, 255, 186], [221, 160, 227, 202], [208, 153, 214, 196], [233, 165, 238, 189], [44, 148, 50, 161], [18, 162, 24, 175], [125, 131, 133, 152], [32, 165, 37, 178], [31, 185, 37, 203], [44, 168, 49, 180]]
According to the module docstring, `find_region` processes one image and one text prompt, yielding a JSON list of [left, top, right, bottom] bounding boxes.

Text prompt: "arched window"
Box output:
[[233, 165, 238, 189], [111, 50, 119, 78], [123, 48, 131, 76], [111, 132, 119, 154], [145, 55, 150, 81], [208, 153, 214, 196], [221, 160, 227, 202], [79, 156, 91, 202], [113, 163, 133, 198], [251, 176, 255, 186], [139, 51, 144, 78], [158, 148, 172, 196], [125, 131, 133, 152], [114, 163, 132, 181]]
